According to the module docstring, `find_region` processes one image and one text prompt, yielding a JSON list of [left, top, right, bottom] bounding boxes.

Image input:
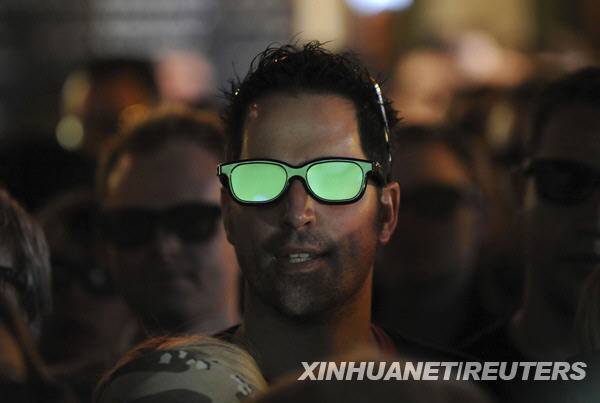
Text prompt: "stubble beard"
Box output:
[[241, 236, 374, 322]]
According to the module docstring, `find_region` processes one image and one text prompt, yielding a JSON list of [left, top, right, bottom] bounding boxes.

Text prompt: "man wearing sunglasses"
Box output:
[[97, 107, 240, 336], [464, 68, 600, 399], [212, 42, 468, 382]]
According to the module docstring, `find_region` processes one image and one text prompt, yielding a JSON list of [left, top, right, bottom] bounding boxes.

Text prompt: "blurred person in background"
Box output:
[[96, 106, 240, 337], [374, 125, 491, 348], [446, 84, 547, 321], [155, 51, 217, 107], [58, 58, 158, 159], [38, 189, 137, 403], [464, 66, 600, 401], [448, 81, 544, 164], [389, 48, 465, 125]]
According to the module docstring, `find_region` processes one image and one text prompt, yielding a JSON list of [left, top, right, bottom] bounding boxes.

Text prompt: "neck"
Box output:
[[192, 303, 241, 334], [237, 271, 376, 382], [510, 283, 577, 360]]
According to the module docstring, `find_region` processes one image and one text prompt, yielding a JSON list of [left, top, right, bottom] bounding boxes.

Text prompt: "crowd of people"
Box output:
[[1, 40, 599, 403]]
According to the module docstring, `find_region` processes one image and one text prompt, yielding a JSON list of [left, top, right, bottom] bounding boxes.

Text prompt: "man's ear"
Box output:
[[220, 187, 235, 245], [378, 181, 400, 244]]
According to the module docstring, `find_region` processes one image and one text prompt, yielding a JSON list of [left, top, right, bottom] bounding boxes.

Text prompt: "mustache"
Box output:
[[262, 229, 333, 253]]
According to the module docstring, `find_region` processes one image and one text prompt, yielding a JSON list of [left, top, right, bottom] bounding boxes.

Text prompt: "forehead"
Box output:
[[537, 106, 600, 168], [394, 142, 471, 187], [105, 139, 220, 208], [240, 93, 365, 164]]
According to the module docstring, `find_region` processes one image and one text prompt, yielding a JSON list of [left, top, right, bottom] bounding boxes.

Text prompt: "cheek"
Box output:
[[327, 204, 380, 256], [331, 187, 381, 228], [230, 205, 273, 242], [188, 237, 218, 265]]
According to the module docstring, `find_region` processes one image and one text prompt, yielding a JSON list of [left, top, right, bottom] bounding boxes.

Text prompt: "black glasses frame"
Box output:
[[218, 157, 385, 205], [99, 203, 222, 248]]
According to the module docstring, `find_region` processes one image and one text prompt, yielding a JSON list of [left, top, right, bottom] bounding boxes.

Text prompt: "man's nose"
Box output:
[[280, 179, 317, 229]]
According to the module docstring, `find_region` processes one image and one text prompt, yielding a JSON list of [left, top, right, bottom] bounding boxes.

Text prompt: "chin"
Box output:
[[278, 300, 320, 318], [273, 290, 316, 317]]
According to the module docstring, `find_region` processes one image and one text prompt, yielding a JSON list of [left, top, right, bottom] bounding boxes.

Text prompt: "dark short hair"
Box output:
[[527, 66, 600, 157], [96, 106, 225, 201], [0, 189, 51, 326], [222, 41, 399, 178]]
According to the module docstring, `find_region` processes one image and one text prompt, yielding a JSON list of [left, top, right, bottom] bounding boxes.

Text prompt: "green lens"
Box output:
[[307, 161, 364, 201], [230, 163, 287, 202]]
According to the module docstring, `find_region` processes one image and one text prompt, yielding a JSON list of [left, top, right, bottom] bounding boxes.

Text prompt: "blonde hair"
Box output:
[[95, 334, 266, 403], [96, 105, 224, 202]]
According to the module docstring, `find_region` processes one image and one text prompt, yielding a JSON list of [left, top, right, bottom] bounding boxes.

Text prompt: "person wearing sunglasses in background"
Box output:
[[373, 125, 490, 349], [96, 106, 240, 338], [463, 67, 600, 401], [214, 42, 466, 383]]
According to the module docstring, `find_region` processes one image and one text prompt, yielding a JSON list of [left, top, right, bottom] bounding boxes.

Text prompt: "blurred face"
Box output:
[[379, 142, 482, 291], [391, 51, 463, 125], [103, 139, 238, 332], [524, 106, 600, 314], [222, 93, 398, 318]]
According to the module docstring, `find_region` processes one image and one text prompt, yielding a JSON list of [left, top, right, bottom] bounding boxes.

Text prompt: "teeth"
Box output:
[[288, 253, 312, 263]]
